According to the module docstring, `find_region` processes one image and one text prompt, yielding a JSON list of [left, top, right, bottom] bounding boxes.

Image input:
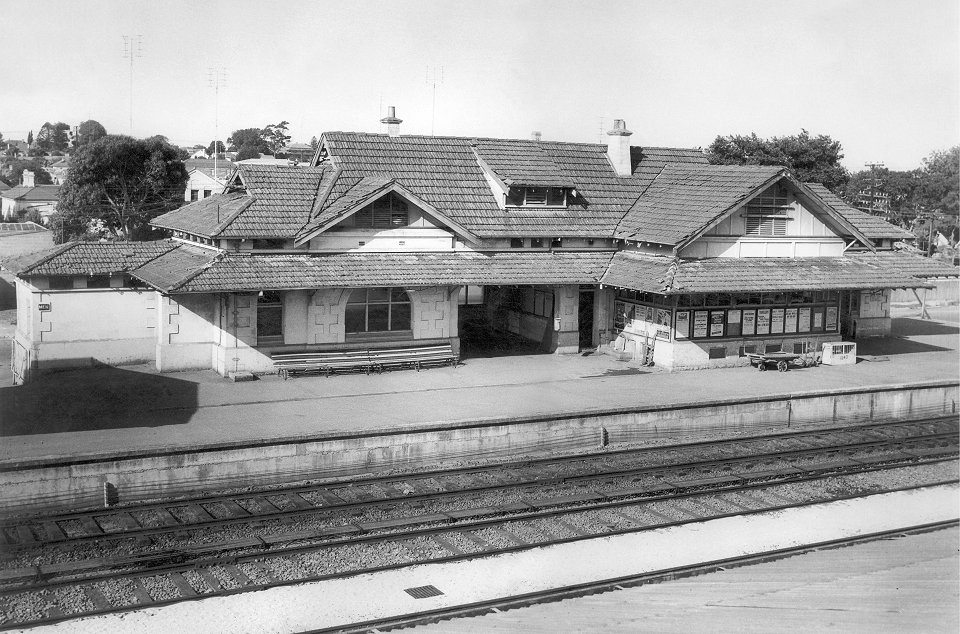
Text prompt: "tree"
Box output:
[[916, 147, 959, 218], [2, 158, 52, 186], [310, 136, 319, 152], [842, 167, 920, 225], [236, 142, 262, 161], [263, 120, 290, 155], [206, 140, 226, 157], [35, 122, 54, 152], [227, 127, 264, 152], [707, 129, 850, 193], [26, 130, 33, 146], [74, 120, 107, 148], [51, 122, 70, 152], [52, 135, 188, 242]]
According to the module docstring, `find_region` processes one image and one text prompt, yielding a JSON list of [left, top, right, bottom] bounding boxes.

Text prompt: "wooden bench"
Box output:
[[273, 343, 458, 379], [368, 344, 459, 373], [273, 350, 374, 379]]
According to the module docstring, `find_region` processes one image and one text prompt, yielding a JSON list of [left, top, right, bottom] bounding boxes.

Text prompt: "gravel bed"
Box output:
[[181, 569, 214, 595], [633, 501, 691, 522], [51, 584, 96, 614], [93, 578, 139, 606], [129, 508, 173, 529], [237, 562, 274, 585], [236, 497, 276, 515], [470, 528, 515, 549], [498, 521, 552, 545], [261, 555, 311, 583], [201, 502, 235, 520], [208, 565, 243, 590], [557, 511, 613, 535], [328, 485, 381, 503], [56, 520, 87, 539], [264, 495, 297, 511], [675, 497, 727, 517], [433, 531, 485, 554], [166, 507, 199, 524], [90, 515, 128, 533], [399, 536, 450, 560], [0, 589, 49, 624], [593, 509, 643, 530], [140, 574, 180, 601], [606, 506, 660, 527]]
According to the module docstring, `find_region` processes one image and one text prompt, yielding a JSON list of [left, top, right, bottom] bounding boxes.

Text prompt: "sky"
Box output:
[[1, 0, 957, 171]]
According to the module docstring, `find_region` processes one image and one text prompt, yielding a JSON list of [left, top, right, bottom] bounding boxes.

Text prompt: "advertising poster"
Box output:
[[742, 310, 756, 336], [656, 309, 671, 340], [813, 307, 824, 330], [675, 311, 690, 339], [798, 307, 811, 332], [727, 309, 742, 337], [710, 311, 725, 337], [784, 307, 798, 333], [756, 309, 771, 335], [825, 306, 838, 331], [770, 308, 785, 334], [693, 311, 708, 338], [644, 305, 655, 323]]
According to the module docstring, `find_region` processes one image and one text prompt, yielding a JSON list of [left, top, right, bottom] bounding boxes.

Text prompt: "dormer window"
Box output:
[[506, 187, 567, 208], [354, 193, 409, 228]]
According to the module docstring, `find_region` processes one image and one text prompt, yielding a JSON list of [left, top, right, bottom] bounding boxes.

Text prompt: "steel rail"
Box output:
[[3, 418, 955, 549]]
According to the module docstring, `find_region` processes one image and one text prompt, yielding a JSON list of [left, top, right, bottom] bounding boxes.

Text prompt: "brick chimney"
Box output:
[[606, 119, 633, 177], [21, 170, 35, 187], [380, 106, 403, 137]]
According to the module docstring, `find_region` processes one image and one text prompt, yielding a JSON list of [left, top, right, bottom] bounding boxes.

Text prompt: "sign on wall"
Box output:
[[727, 309, 742, 337], [710, 311, 725, 337], [784, 307, 798, 333], [756, 309, 771, 335], [693, 311, 709, 338], [675, 311, 690, 339], [770, 308, 785, 334], [798, 307, 811, 332], [742, 310, 756, 336], [38, 303, 51, 312], [825, 306, 838, 331]]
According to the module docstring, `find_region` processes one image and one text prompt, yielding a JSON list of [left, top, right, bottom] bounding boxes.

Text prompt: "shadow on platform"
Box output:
[[0, 366, 198, 436], [892, 317, 960, 337], [856, 337, 955, 357]]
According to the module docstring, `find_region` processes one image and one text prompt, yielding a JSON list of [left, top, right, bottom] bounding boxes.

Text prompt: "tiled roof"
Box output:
[[601, 252, 677, 293], [1, 240, 179, 276], [315, 133, 708, 238], [0, 184, 60, 201], [223, 164, 329, 238], [151, 191, 252, 237], [302, 175, 394, 234], [615, 165, 784, 245], [140, 250, 615, 293], [132, 243, 221, 290], [669, 257, 929, 292], [473, 140, 575, 187], [846, 250, 959, 279], [804, 183, 914, 240]]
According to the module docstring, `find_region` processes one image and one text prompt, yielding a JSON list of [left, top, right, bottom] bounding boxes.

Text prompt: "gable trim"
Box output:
[[294, 181, 481, 246]]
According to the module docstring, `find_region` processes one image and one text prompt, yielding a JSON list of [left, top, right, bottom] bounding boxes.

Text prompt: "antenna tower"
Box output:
[[426, 66, 444, 136], [208, 67, 228, 184], [122, 35, 143, 135]]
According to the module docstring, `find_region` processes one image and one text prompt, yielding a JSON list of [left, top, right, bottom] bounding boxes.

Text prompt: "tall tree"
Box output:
[[50, 122, 71, 153], [916, 146, 959, 217], [74, 120, 107, 148], [206, 140, 226, 157], [35, 122, 54, 152], [227, 127, 264, 152], [707, 129, 850, 192], [52, 135, 188, 242], [26, 130, 33, 146], [263, 120, 291, 154]]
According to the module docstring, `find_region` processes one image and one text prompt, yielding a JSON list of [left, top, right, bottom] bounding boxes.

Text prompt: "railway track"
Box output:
[[0, 417, 957, 629]]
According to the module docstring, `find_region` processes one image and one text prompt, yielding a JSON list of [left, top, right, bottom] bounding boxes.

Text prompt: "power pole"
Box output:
[[860, 162, 887, 218], [122, 35, 143, 135], [208, 66, 227, 186]]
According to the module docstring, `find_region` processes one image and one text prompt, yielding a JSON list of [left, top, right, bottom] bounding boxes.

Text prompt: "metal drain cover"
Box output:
[[404, 585, 444, 599]]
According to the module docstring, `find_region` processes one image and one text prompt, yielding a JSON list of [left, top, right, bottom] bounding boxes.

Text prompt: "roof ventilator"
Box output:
[[381, 106, 403, 137]]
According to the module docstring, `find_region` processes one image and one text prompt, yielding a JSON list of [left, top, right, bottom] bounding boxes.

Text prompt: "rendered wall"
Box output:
[[156, 294, 218, 372], [3, 381, 954, 515]]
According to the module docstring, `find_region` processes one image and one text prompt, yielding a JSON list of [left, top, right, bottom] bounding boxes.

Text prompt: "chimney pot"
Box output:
[[380, 106, 403, 137], [21, 169, 35, 187], [531, 131, 542, 141], [605, 118, 633, 177]]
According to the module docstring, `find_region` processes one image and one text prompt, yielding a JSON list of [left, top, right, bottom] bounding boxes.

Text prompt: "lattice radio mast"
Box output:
[[122, 35, 143, 135], [208, 67, 228, 186], [426, 66, 444, 136]]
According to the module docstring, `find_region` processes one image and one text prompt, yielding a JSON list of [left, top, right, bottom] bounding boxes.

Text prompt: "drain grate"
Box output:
[[404, 585, 444, 599]]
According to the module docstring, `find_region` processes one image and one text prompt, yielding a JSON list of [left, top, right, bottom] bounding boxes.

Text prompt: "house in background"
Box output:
[[47, 157, 71, 184], [3, 112, 957, 384], [0, 170, 60, 224], [183, 158, 235, 202]]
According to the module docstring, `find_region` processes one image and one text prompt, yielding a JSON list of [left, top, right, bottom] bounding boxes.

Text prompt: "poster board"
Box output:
[[770, 308, 785, 334], [798, 307, 811, 332], [784, 307, 798, 334], [756, 309, 771, 335], [709, 311, 725, 337], [675, 311, 690, 340], [742, 310, 756, 336], [825, 306, 838, 331], [693, 311, 709, 338], [727, 309, 742, 337]]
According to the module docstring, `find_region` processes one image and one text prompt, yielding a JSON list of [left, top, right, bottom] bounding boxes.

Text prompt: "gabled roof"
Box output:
[[846, 250, 959, 279], [473, 140, 575, 188], [804, 183, 914, 240], [132, 243, 222, 290], [0, 184, 60, 201], [151, 191, 253, 237], [1, 240, 179, 276], [132, 250, 616, 293], [315, 132, 708, 238], [615, 165, 785, 245]]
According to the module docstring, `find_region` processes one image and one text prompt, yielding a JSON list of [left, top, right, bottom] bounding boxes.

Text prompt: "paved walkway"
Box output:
[[1, 311, 957, 466]]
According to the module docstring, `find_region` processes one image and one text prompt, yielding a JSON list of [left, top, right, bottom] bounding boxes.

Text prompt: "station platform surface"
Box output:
[[0, 310, 957, 466]]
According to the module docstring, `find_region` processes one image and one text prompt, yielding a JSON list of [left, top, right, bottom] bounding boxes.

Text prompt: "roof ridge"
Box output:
[[211, 196, 254, 236], [16, 241, 77, 274], [165, 249, 225, 292]]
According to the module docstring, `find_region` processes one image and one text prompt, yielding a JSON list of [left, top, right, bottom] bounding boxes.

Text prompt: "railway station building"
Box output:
[[4, 115, 957, 384]]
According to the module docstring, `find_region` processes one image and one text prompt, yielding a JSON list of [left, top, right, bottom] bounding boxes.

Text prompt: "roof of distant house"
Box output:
[[0, 184, 60, 201]]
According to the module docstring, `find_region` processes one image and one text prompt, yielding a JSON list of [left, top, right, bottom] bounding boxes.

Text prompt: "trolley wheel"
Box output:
[[777, 360, 789, 372], [758, 362, 767, 372]]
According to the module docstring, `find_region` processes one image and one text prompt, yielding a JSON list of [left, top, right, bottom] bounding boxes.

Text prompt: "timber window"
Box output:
[[353, 193, 409, 228], [744, 184, 790, 236], [190, 189, 199, 201], [345, 288, 412, 334], [458, 285, 484, 305], [506, 187, 567, 207], [257, 291, 284, 345]]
